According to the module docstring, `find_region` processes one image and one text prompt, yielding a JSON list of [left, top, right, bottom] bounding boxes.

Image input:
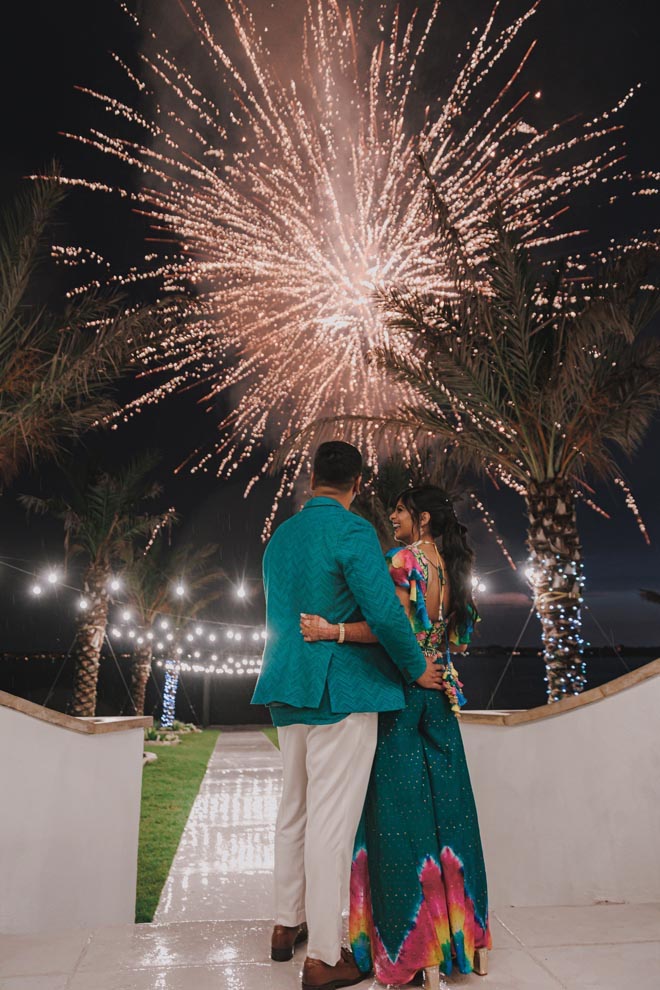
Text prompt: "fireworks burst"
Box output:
[[56, 0, 640, 531]]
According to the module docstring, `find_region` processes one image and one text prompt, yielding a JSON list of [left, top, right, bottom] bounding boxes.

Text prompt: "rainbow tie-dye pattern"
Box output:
[[350, 843, 491, 982]]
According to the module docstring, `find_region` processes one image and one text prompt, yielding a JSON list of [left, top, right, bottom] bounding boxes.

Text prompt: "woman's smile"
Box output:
[[390, 501, 415, 543]]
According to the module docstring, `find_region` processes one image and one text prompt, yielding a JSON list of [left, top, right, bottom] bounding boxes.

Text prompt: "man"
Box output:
[[252, 441, 443, 990]]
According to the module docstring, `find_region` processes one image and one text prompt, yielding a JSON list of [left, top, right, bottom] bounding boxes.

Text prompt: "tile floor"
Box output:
[[1, 731, 658, 989]]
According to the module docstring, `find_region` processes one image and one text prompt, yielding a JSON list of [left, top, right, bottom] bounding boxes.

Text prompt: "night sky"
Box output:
[[1, 0, 658, 653]]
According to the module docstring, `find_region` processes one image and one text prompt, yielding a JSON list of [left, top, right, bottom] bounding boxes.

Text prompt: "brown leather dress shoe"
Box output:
[[271, 922, 308, 961], [301, 947, 367, 989]]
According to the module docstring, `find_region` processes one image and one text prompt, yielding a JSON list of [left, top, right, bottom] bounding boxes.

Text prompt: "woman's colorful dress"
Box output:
[[349, 545, 491, 984]]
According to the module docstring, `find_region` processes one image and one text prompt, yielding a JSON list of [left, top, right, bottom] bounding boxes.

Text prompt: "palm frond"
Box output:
[[0, 177, 164, 487]]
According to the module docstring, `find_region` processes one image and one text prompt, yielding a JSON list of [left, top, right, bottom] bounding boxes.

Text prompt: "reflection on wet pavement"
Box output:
[[155, 731, 282, 924]]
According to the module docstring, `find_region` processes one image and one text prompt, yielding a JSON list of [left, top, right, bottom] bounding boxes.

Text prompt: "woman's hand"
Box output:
[[300, 613, 336, 642]]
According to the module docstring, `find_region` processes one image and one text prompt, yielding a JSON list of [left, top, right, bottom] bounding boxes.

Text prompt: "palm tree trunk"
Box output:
[[70, 566, 110, 717], [525, 480, 587, 703], [131, 643, 153, 716]]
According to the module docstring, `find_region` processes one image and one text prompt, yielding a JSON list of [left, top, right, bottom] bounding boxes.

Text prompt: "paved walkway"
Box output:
[[1, 731, 659, 989]]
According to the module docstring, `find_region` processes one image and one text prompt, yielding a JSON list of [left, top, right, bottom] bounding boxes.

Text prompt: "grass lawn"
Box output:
[[136, 729, 219, 923], [261, 725, 279, 749]]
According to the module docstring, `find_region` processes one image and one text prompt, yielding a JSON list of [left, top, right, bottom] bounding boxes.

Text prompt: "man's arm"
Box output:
[[338, 520, 430, 684]]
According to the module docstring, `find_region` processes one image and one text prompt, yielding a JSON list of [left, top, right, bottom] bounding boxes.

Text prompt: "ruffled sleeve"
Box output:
[[385, 548, 432, 630], [448, 603, 479, 646]]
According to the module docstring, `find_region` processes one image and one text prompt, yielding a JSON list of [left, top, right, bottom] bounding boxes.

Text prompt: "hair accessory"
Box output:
[[337, 622, 346, 644]]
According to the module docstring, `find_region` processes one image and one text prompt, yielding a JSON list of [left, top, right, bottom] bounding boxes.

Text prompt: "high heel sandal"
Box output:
[[422, 949, 488, 985], [422, 966, 449, 989], [473, 948, 488, 975]]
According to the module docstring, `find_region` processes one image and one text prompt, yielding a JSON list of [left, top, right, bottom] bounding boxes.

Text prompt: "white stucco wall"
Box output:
[[461, 673, 660, 907], [0, 705, 145, 934]]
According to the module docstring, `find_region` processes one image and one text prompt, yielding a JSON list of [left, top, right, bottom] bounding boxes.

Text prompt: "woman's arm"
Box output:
[[300, 614, 379, 644]]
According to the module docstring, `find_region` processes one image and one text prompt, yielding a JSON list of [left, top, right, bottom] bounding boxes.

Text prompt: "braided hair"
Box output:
[[396, 485, 476, 632]]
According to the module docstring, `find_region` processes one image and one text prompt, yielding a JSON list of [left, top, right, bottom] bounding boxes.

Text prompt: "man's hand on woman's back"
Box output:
[[416, 657, 445, 690]]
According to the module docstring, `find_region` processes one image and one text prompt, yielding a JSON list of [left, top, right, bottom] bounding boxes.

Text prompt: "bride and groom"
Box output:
[[252, 441, 490, 989]]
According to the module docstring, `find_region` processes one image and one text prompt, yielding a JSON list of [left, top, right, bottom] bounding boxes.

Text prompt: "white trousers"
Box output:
[[274, 712, 378, 965]]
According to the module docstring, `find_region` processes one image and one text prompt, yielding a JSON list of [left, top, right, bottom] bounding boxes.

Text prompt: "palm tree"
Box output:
[[120, 537, 225, 715], [368, 212, 660, 701], [21, 453, 176, 716], [0, 175, 159, 488], [286, 210, 660, 701]]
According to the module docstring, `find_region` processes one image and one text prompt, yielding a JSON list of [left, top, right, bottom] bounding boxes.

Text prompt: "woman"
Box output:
[[300, 486, 491, 986]]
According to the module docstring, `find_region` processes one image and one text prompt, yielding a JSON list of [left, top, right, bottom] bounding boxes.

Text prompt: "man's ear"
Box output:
[[353, 474, 362, 496], [310, 471, 316, 490]]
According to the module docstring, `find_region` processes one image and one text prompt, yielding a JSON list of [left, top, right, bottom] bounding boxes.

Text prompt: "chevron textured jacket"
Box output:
[[251, 496, 428, 712]]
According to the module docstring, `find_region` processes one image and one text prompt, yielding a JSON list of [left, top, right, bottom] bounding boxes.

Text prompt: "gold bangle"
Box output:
[[337, 622, 345, 644]]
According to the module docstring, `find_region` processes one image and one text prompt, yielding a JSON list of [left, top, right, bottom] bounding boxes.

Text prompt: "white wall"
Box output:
[[461, 674, 660, 907], [0, 706, 145, 934]]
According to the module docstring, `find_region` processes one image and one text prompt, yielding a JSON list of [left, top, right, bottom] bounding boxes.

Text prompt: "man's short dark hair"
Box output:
[[312, 441, 363, 491]]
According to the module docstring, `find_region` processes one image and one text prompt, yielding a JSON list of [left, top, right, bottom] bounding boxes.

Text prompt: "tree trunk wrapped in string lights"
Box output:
[[71, 566, 110, 717], [161, 658, 180, 729], [525, 480, 586, 701]]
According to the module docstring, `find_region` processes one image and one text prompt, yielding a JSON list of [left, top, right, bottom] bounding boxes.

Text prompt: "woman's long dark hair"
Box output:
[[396, 485, 476, 631]]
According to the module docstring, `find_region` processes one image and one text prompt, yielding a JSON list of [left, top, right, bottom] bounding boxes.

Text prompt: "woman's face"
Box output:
[[390, 500, 417, 544]]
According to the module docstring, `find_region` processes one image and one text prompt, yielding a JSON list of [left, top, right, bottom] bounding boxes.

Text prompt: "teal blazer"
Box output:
[[251, 497, 428, 713]]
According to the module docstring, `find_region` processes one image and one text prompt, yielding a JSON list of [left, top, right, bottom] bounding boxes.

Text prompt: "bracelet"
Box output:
[[337, 622, 345, 644]]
